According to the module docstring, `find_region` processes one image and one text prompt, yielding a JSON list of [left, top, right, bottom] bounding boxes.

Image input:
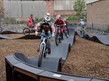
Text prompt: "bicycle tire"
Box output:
[[0, 27, 3, 33], [23, 28, 30, 35], [64, 30, 68, 38], [44, 52, 47, 58], [38, 45, 44, 67], [55, 32, 60, 46]]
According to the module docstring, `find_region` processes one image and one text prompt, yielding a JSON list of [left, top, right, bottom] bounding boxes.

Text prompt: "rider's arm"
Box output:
[[51, 24, 55, 37], [35, 23, 41, 36]]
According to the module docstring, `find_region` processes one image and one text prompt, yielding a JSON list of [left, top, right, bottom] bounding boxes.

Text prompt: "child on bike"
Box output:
[[26, 14, 35, 28], [54, 15, 65, 40], [35, 15, 55, 54]]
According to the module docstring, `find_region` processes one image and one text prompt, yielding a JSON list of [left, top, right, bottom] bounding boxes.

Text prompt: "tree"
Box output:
[[73, 0, 86, 19]]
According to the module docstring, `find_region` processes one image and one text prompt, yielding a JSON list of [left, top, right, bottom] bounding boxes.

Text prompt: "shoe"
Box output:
[[48, 48, 51, 54], [66, 34, 69, 38], [37, 48, 39, 52]]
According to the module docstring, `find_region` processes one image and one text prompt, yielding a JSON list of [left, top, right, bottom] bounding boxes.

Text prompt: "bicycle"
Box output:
[[55, 25, 64, 46], [23, 25, 35, 35], [38, 34, 51, 67]]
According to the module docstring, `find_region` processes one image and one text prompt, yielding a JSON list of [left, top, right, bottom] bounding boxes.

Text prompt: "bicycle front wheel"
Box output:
[[23, 28, 30, 35], [64, 29, 69, 38], [38, 45, 44, 67], [55, 32, 60, 46]]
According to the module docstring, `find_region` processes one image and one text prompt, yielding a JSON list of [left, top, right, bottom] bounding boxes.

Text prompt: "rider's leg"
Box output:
[[37, 36, 43, 52], [66, 26, 69, 35], [60, 27, 64, 40], [47, 38, 51, 54]]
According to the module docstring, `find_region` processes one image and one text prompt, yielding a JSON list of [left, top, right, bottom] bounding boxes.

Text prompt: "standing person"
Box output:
[[26, 14, 35, 28], [54, 15, 65, 40], [35, 15, 55, 54]]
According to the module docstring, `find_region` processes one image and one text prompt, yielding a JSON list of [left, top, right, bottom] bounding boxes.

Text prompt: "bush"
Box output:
[[4, 18, 16, 24], [35, 17, 43, 22], [65, 14, 80, 20]]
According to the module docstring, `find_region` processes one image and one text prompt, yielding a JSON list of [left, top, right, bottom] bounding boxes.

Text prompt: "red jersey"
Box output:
[[26, 16, 33, 27], [54, 19, 64, 27]]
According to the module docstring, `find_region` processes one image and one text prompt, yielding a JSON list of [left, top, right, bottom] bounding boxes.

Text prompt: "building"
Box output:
[[3, 0, 87, 18], [46, 0, 76, 16], [87, 0, 109, 25]]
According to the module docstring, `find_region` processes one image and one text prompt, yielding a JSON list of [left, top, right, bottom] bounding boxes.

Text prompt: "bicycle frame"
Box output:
[[40, 36, 47, 54], [38, 35, 50, 67], [55, 25, 63, 46]]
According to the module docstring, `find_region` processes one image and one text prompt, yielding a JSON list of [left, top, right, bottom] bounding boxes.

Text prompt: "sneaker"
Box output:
[[48, 48, 51, 54], [66, 34, 69, 38], [37, 48, 39, 52]]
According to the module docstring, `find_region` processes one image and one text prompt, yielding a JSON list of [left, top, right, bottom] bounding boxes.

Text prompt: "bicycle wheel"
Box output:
[[0, 27, 3, 33], [44, 52, 47, 58], [38, 45, 44, 67], [55, 32, 60, 46], [23, 28, 30, 35], [64, 29, 69, 38]]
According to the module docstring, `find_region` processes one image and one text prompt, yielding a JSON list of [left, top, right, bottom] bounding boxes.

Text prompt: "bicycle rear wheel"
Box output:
[[23, 28, 30, 35], [38, 45, 44, 67]]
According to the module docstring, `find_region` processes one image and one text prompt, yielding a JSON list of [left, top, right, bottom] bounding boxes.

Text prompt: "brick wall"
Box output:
[[87, 0, 109, 25], [46, 0, 75, 16]]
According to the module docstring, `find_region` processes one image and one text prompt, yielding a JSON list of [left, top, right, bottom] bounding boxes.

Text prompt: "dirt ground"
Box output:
[[0, 34, 109, 81]]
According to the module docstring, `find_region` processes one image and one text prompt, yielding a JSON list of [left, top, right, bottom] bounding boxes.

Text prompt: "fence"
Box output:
[[3, 1, 46, 18]]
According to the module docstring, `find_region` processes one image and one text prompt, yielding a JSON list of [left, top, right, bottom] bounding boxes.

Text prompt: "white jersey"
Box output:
[[80, 20, 85, 26]]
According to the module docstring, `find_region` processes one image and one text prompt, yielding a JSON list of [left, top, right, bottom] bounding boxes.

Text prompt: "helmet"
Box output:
[[30, 14, 33, 16], [44, 15, 51, 21], [80, 19, 84, 21], [56, 15, 61, 19], [46, 13, 50, 16]]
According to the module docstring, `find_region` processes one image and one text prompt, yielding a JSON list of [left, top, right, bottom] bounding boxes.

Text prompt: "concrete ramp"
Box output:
[[48, 43, 69, 60], [14, 52, 61, 72], [0, 34, 14, 39], [75, 30, 109, 45], [5, 54, 109, 81], [1, 30, 22, 34]]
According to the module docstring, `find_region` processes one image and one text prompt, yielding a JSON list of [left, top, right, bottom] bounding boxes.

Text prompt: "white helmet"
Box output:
[[44, 15, 51, 21], [46, 13, 50, 16]]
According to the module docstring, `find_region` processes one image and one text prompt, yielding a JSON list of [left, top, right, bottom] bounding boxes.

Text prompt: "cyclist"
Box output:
[[63, 18, 69, 36], [79, 19, 85, 27], [79, 19, 86, 34], [26, 14, 35, 28], [54, 15, 65, 40], [35, 15, 55, 54]]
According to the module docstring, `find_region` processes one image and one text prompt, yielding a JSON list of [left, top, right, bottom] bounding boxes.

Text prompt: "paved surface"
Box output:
[[76, 29, 109, 45]]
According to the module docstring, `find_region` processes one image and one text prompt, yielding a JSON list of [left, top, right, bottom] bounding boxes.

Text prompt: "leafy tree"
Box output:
[[73, 0, 86, 19]]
